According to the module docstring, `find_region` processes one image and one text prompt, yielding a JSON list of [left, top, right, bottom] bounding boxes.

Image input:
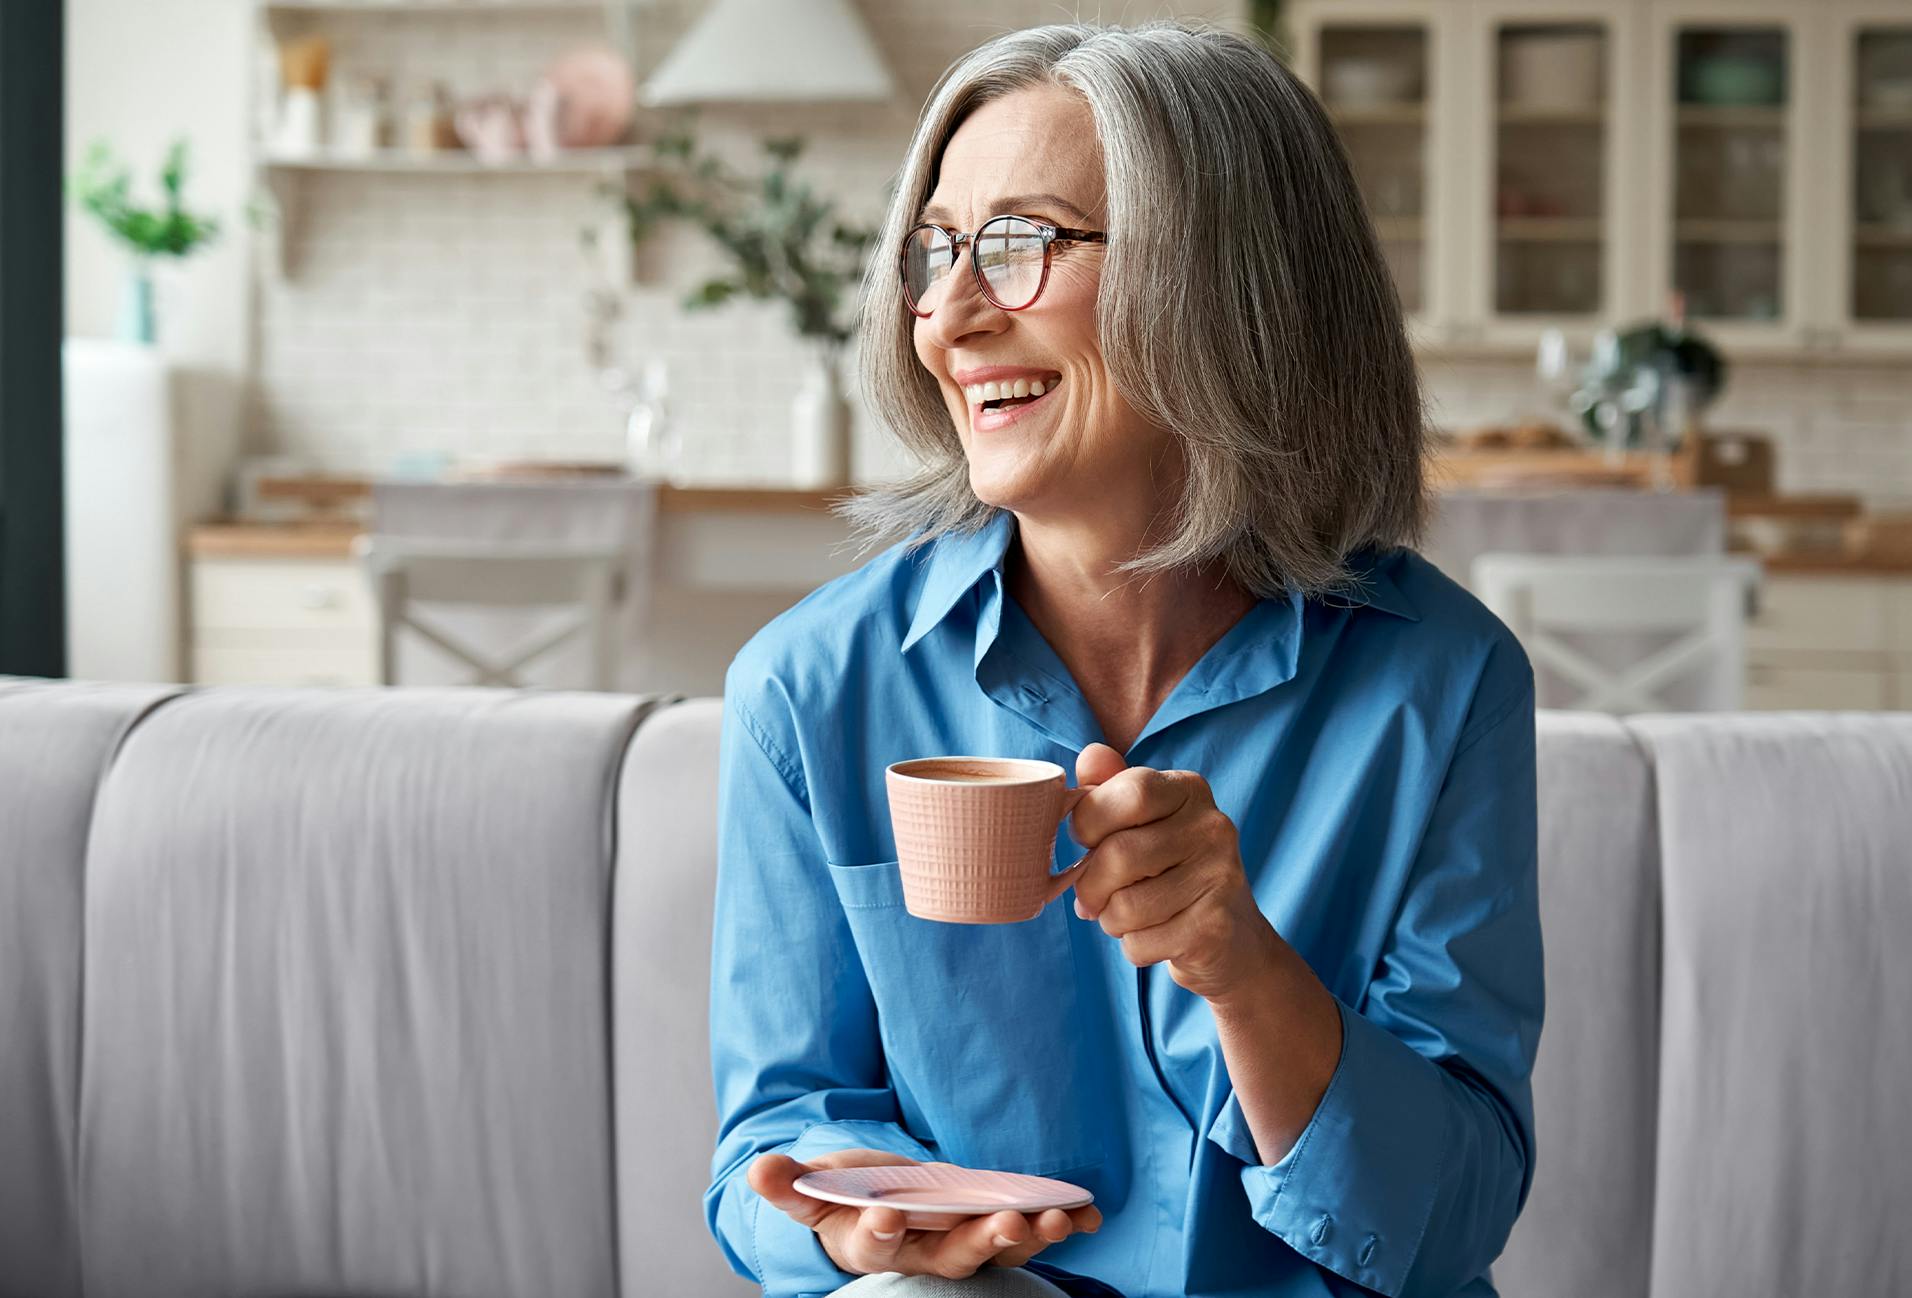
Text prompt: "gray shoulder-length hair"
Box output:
[[835, 19, 1428, 601]]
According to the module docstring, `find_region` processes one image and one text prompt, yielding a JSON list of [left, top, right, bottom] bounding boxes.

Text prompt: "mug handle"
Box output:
[[1041, 784, 1094, 907]]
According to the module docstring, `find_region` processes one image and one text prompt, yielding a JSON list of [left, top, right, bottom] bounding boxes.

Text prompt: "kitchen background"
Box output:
[[54, 0, 1912, 705]]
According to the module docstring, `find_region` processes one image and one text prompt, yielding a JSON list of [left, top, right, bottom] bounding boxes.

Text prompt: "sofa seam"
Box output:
[[601, 690, 687, 1298], [72, 683, 194, 1298]]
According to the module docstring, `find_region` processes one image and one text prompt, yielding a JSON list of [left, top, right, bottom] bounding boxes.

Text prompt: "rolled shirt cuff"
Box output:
[[1205, 999, 1446, 1298]]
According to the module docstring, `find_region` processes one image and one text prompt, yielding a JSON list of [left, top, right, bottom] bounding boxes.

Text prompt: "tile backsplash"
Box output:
[[251, 0, 1246, 484]]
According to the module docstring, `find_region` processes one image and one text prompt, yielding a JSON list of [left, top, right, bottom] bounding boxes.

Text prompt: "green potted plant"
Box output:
[[66, 138, 221, 345], [616, 126, 877, 487]]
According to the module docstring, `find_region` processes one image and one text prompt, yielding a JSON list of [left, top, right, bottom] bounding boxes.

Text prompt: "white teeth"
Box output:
[[961, 377, 1056, 405]]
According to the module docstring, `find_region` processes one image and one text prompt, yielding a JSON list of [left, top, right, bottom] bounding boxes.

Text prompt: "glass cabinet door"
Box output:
[[1669, 25, 1790, 323], [1851, 26, 1912, 324], [1315, 23, 1431, 316], [1491, 21, 1609, 316]]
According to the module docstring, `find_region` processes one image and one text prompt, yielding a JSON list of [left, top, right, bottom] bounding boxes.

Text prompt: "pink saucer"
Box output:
[[793, 1164, 1093, 1232]]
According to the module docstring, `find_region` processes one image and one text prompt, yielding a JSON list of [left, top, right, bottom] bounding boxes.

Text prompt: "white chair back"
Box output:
[[1472, 553, 1761, 713], [359, 537, 625, 691]]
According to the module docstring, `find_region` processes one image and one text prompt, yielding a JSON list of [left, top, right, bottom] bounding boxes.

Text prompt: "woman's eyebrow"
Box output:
[[918, 192, 1092, 224]]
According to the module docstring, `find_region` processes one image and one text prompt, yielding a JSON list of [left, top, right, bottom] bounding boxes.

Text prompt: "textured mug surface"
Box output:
[[885, 757, 1072, 923]]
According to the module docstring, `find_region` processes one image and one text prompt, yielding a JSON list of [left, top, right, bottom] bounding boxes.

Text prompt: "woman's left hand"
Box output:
[[1065, 743, 1277, 1002]]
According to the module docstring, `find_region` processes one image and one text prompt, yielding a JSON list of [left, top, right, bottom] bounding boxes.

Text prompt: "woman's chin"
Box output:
[[966, 461, 1045, 514]]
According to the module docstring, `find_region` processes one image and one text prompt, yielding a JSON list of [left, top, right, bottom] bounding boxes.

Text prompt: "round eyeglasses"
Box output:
[[900, 214, 1108, 317]]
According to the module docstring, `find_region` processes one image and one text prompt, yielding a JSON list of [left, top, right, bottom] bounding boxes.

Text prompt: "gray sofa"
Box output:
[[2, 678, 1907, 1298]]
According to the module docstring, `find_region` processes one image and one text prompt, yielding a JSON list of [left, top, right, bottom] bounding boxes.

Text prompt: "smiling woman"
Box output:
[[706, 20, 1541, 1298], [839, 22, 1427, 602]]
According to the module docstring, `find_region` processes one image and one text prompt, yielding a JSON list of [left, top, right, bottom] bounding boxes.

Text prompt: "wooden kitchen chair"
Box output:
[[357, 537, 625, 691], [1472, 552, 1762, 713]]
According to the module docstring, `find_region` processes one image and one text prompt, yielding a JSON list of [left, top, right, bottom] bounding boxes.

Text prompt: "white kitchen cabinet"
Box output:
[[190, 556, 379, 687], [1746, 662, 1894, 710], [1466, 1, 1643, 350], [1745, 571, 1910, 710], [1822, 7, 1912, 353], [1287, 0, 1911, 360], [1746, 575, 1890, 655], [1287, 0, 1446, 338], [1641, 3, 1819, 353]]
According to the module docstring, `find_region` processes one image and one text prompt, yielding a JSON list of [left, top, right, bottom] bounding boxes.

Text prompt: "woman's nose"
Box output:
[[915, 254, 1007, 349]]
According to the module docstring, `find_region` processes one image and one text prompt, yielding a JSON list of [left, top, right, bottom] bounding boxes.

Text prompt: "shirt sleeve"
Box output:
[[1206, 668, 1543, 1297], [703, 666, 937, 1298]]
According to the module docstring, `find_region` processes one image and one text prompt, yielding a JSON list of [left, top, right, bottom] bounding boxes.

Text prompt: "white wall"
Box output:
[[65, 0, 255, 512], [66, 0, 252, 367]]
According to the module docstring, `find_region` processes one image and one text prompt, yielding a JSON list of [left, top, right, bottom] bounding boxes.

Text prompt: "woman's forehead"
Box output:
[[927, 87, 1104, 222]]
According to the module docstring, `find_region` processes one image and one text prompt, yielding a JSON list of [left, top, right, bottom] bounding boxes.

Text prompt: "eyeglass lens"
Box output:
[[904, 216, 1048, 313]]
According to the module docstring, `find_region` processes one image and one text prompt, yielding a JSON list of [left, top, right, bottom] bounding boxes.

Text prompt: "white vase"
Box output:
[[790, 346, 851, 488]]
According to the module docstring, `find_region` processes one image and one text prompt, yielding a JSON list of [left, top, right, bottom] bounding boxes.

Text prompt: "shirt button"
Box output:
[[1359, 1235, 1379, 1267], [1310, 1214, 1333, 1246]]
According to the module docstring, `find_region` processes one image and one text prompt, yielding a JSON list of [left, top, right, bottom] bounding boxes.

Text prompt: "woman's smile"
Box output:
[[968, 377, 1062, 433]]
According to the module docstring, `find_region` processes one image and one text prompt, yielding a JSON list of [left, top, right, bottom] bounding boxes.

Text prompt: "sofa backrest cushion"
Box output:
[[611, 697, 756, 1296], [0, 679, 182, 1298], [1496, 712, 1661, 1298], [73, 686, 658, 1298], [1632, 714, 1912, 1298]]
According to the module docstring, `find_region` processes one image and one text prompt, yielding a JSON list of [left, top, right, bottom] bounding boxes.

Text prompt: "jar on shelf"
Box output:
[[402, 81, 457, 156], [335, 74, 392, 159]]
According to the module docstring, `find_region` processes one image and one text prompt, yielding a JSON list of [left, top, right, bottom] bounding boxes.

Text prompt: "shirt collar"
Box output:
[[1336, 546, 1422, 623], [901, 509, 1017, 654], [900, 511, 1420, 656]]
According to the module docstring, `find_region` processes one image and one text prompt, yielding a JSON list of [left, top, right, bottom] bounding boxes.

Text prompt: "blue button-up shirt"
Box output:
[[706, 508, 1542, 1298]]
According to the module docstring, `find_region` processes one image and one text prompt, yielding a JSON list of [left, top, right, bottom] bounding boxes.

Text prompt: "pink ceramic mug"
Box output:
[[884, 756, 1088, 924]]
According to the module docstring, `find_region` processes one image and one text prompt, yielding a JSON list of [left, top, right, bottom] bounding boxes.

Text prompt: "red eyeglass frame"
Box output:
[[899, 214, 1108, 317]]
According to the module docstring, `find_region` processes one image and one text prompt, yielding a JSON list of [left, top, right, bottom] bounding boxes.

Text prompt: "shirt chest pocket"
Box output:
[[826, 859, 1105, 1178]]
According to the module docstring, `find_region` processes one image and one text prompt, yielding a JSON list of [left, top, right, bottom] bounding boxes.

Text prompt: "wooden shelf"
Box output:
[[1498, 217, 1602, 243], [261, 147, 646, 174], [188, 488, 853, 559], [1677, 105, 1786, 129], [1497, 106, 1604, 126], [1328, 104, 1425, 127], [1854, 224, 1912, 249], [1675, 219, 1782, 244], [1857, 110, 1912, 131], [262, 2, 616, 13]]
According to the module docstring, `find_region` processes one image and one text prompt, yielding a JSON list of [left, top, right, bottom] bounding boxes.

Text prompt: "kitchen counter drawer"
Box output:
[[191, 638, 378, 688], [192, 556, 375, 635], [1746, 661, 1894, 711], [1747, 576, 1890, 656]]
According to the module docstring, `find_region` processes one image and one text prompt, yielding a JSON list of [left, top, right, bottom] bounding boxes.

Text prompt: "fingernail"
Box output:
[[993, 1234, 1018, 1248], [873, 1229, 900, 1241], [1074, 898, 1089, 920]]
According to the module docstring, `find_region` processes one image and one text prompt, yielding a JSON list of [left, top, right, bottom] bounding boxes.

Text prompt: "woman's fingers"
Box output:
[[839, 1205, 910, 1273], [982, 1209, 1067, 1269], [925, 1210, 1033, 1277], [1066, 1204, 1103, 1234]]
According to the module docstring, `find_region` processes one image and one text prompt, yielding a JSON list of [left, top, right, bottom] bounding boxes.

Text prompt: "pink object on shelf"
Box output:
[[453, 93, 526, 164], [884, 756, 1087, 924], [544, 45, 636, 150], [794, 1164, 1094, 1232]]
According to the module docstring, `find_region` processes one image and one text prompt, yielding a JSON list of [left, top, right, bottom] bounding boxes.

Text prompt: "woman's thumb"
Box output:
[[1075, 742, 1128, 788]]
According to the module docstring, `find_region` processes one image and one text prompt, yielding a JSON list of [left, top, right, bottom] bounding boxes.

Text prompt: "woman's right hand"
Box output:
[[748, 1148, 1101, 1279]]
